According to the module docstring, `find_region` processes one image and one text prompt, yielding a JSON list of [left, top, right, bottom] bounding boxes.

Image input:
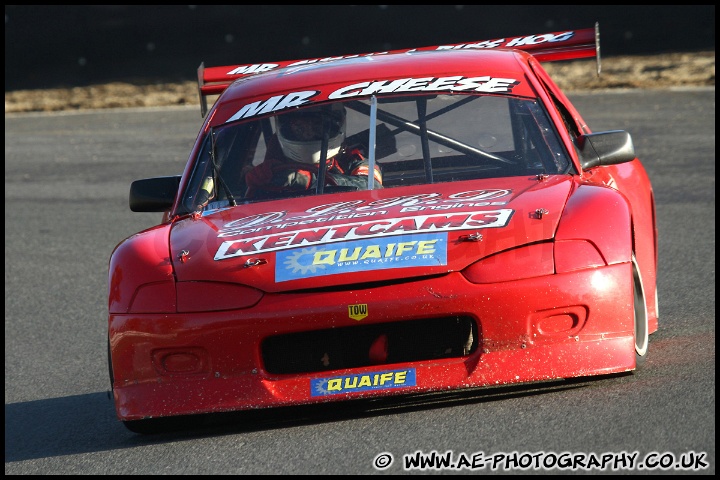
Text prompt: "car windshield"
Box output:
[[180, 94, 572, 214]]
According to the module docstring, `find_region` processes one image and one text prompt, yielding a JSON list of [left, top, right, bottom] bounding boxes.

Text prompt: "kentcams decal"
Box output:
[[214, 209, 513, 260]]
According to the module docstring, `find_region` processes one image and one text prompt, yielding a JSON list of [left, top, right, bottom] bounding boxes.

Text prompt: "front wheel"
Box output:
[[631, 254, 649, 368]]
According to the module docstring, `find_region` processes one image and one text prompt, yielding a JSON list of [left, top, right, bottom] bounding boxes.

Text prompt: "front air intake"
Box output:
[[261, 316, 478, 374]]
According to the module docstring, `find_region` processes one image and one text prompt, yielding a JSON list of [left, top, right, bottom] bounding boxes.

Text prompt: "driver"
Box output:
[[244, 103, 382, 198]]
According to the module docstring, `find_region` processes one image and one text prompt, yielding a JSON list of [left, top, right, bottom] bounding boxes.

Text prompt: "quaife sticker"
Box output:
[[311, 368, 417, 396], [276, 233, 448, 282]]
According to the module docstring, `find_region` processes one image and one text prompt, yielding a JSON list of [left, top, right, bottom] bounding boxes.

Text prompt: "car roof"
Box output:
[[207, 48, 539, 127]]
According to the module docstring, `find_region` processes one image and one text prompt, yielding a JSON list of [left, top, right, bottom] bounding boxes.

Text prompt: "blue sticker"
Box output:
[[276, 233, 448, 282], [311, 368, 417, 397]]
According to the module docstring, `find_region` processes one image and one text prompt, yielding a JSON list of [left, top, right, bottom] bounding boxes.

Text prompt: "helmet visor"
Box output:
[[278, 110, 343, 142]]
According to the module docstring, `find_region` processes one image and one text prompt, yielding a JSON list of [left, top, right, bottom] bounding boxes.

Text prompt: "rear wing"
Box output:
[[198, 23, 600, 117]]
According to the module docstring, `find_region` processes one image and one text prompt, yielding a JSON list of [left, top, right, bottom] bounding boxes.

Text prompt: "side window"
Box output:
[[528, 58, 589, 138], [549, 92, 581, 141], [182, 120, 266, 212]]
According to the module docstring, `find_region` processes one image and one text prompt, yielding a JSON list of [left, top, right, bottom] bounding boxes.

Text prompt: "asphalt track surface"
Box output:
[[5, 87, 715, 474]]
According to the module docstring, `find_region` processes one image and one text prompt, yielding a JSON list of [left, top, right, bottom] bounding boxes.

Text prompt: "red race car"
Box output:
[[108, 24, 658, 433]]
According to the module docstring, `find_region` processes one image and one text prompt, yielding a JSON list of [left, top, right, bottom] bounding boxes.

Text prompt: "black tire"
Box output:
[[123, 418, 179, 435], [123, 414, 209, 435], [631, 254, 649, 368]]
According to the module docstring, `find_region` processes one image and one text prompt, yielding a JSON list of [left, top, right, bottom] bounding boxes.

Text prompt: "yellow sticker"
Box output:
[[348, 304, 368, 321]]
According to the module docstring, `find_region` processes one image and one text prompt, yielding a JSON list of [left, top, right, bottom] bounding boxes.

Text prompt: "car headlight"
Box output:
[[462, 242, 554, 283], [462, 239, 608, 284]]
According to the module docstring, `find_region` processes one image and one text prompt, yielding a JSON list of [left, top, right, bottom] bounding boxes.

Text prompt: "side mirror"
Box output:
[[129, 176, 181, 212], [578, 130, 636, 170]]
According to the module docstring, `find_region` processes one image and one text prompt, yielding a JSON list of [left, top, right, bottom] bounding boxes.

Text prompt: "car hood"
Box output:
[[170, 175, 573, 292]]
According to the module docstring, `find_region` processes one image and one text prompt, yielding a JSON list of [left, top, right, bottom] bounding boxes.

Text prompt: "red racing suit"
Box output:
[[245, 135, 383, 199]]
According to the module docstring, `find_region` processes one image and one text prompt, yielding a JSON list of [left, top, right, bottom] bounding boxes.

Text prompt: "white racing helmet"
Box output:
[[275, 103, 346, 164]]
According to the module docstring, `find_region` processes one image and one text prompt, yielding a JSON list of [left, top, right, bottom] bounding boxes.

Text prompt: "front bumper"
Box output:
[[109, 263, 635, 421]]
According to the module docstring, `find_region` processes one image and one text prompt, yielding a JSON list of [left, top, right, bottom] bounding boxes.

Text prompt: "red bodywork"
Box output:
[[108, 26, 658, 428]]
